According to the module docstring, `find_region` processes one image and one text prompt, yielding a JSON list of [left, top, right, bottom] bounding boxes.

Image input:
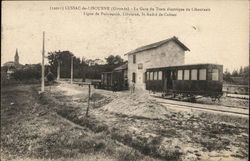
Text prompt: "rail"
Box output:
[[152, 95, 249, 116]]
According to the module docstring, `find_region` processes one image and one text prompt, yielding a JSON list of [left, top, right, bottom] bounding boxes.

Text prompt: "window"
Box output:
[[177, 70, 183, 80], [154, 71, 158, 80], [184, 70, 190, 80], [172, 71, 177, 80], [132, 72, 136, 83], [138, 63, 143, 69], [150, 72, 154, 80], [158, 71, 162, 80], [133, 55, 136, 64], [212, 69, 219, 80], [191, 69, 197, 80], [124, 70, 128, 78], [147, 72, 150, 80], [199, 69, 206, 80]]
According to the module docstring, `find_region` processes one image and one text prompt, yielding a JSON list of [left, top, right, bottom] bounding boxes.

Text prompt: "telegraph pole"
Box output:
[[41, 32, 45, 92], [70, 55, 73, 84], [86, 84, 91, 117], [57, 59, 60, 81]]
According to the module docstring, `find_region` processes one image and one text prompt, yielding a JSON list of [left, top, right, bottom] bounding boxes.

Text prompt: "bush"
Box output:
[[47, 72, 55, 82], [13, 64, 41, 81]]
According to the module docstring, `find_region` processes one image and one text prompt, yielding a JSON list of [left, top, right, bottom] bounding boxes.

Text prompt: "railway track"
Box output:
[[152, 96, 249, 116], [153, 95, 248, 109]]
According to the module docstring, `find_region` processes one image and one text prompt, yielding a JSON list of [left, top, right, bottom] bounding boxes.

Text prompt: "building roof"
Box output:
[[113, 63, 128, 71], [3, 61, 15, 67], [126, 36, 190, 56], [2, 61, 23, 68]]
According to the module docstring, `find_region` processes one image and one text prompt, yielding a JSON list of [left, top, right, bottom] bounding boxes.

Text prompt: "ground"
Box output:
[[1, 82, 249, 161]]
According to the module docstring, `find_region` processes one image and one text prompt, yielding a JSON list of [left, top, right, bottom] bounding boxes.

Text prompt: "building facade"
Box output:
[[126, 36, 190, 90]]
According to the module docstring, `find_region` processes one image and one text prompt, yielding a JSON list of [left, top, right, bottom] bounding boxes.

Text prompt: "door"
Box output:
[[164, 78, 168, 92], [164, 70, 173, 92]]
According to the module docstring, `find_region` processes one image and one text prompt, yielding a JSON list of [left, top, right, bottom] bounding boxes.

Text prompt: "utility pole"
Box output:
[[86, 84, 91, 117], [70, 55, 73, 84], [57, 59, 60, 81], [41, 32, 45, 92]]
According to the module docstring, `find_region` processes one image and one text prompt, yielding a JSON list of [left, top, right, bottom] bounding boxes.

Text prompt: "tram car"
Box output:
[[145, 64, 223, 99], [100, 72, 113, 90], [93, 63, 128, 91]]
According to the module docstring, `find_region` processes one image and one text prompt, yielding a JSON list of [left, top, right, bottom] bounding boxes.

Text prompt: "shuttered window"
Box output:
[[132, 72, 136, 83], [133, 55, 136, 64]]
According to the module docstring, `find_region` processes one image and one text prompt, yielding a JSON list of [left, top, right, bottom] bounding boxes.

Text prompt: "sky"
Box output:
[[2, 1, 249, 72]]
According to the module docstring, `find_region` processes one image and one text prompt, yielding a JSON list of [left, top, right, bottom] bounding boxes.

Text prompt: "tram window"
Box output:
[[212, 69, 219, 80], [172, 71, 177, 80], [154, 71, 158, 80], [124, 70, 128, 78], [143, 72, 146, 83], [184, 70, 190, 80], [147, 72, 150, 80], [158, 71, 162, 80], [177, 70, 183, 80], [199, 69, 206, 80], [191, 69, 198, 80], [150, 72, 153, 80]]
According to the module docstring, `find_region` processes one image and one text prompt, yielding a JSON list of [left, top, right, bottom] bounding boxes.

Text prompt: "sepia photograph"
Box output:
[[1, 0, 249, 161]]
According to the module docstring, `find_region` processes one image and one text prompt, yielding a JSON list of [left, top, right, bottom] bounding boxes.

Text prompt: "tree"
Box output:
[[231, 70, 239, 77], [46, 70, 55, 82], [242, 65, 249, 78], [105, 55, 124, 66], [223, 68, 231, 82], [47, 51, 82, 78], [223, 66, 249, 85], [47, 52, 126, 80], [12, 64, 41, 81], [239, 66, 243, 76]]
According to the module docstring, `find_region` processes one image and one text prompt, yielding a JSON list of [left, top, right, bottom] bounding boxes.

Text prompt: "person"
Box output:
[[113, 81, 118, 92], [130, 81, 135, 93]]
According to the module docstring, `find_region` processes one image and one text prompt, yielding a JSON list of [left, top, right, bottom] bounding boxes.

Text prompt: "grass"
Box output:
[[198, 112, 249, 128], [39, 89, 185, 160], [2, 84, 249, 161]]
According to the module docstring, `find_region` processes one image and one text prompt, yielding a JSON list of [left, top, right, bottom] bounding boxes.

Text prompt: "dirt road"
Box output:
[[1, 83, 249, 161]]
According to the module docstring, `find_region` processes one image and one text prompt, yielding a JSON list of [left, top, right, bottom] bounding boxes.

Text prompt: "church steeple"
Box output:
[[15, 48, 19, 65]]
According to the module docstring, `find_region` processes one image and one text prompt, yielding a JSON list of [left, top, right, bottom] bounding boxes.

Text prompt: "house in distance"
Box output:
[[2, 49, 23, 79]]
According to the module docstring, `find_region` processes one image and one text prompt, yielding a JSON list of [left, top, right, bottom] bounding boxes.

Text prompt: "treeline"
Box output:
[[223, 66, 249, 85], [7, 50, 125, 81], [47, 50, 125, 79]]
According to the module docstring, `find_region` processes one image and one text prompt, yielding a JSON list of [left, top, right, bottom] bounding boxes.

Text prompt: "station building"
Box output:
[[126, 36, 190, 90]]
